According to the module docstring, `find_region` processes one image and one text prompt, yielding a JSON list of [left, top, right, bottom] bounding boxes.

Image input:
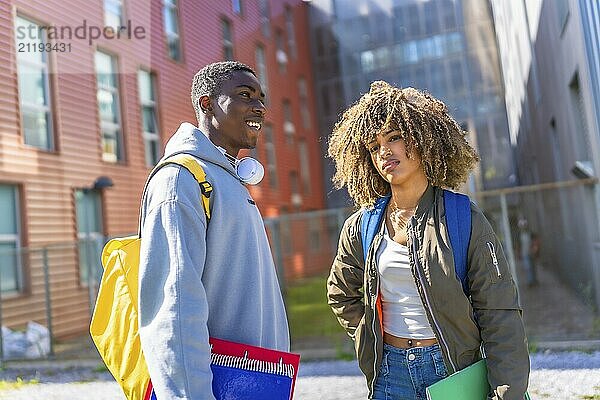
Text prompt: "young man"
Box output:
[[138, 61, 290, 399]]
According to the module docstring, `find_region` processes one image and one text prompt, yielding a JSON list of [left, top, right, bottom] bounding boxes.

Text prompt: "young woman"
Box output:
[[327, 81, 529, 400]]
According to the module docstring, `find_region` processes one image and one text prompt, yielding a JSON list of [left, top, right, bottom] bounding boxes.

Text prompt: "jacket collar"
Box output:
[[415, 184, 436, 217]]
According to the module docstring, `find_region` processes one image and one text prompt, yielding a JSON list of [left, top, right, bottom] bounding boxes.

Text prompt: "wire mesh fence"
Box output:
[[0, 241, 102, 363], [474, 178, 600, 344]]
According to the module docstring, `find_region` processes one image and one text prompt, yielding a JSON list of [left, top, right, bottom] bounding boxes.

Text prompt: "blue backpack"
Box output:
[[360, 189, 472, 296]]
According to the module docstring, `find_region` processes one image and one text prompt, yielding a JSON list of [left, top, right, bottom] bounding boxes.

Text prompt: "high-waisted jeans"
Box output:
[[372, 343, 448, 400]]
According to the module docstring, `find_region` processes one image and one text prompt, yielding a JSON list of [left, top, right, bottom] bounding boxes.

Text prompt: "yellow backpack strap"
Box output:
[[137, 153, 213, 237], [159, 153, 213, 220]]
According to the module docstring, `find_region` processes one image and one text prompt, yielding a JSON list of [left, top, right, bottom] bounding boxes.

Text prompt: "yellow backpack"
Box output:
[[90, 153, 212, 400]]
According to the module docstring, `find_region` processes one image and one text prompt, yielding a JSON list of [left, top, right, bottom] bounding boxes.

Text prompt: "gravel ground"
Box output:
[[0, 351, 599, 399]]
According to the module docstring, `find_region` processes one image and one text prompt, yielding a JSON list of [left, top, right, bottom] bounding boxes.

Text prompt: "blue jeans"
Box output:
[[372, 343, 448, 400]]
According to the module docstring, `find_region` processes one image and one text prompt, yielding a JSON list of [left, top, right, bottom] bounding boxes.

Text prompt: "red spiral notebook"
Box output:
[[209, 337, 301, 400]]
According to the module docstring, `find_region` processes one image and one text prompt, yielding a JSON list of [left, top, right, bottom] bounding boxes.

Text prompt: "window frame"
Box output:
[[255, 44, 269, 102], [275, 28, 288, 73], [284, 5, 297, 59], [138, 68, 161, 167], [263, 125, 278, 188], [15, 15, 55, 151], [163, 0, 182, 61], [75, 189, 105, 287], [0, 184, 23, 295], [282, 99, 295, 144], [259, 0, 270, 37], [232, 0, 243, 16], [298, 139, 311, 194], [104, 0, 124, 30], [297, 77, 311, 129], [95, 50, 124, 163], [221, 18, 234, 60]]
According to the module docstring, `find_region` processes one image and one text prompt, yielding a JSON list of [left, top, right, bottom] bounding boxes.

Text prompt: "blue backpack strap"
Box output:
[[444, 189, 472, 296], [361, 195, 391, 262]]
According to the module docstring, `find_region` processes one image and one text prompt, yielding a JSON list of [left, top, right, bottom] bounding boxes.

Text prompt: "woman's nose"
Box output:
[[380, 145, 392, 158]]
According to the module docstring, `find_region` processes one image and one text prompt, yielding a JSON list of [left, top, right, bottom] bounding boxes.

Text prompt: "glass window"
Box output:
[[275, 29, 288, 73], [441, 1, 457, 30], [414, 65, 426, 89], [138, 70, 161, 166], [423, 1, 439, 35], [449, 60, 465, 94], [255, 45, 268, 102], [264, 125, 278, 188], [289, 171, 301, 209], [298, 140, 311, 193], [446, 32, 464, 54], [393, 7, 407, 41], [259, 0, 270, 37], [104, 0, 123, 29], [15, 16, 53, 150], [361, 50, 375, 73], [432, 35, 445, 58], [283, 99, 295, 143], [428, 61, 447, 99], [569, 73, 591, 160], [221, 19, 234, 60], [298, 78, 311, 129], [419, 37, 435, 60], [393, 43, 405, 66], [95, 51, 123, 162], [75, 189, 104, 286], [0, 185, 21, 293], [285, 6, 297, 59], [373, 47, 390, 70], [404, 41, 419, 64], [232, 0, 242, 15], [407, 4, 421, 37], [163, 0, 181, 61]]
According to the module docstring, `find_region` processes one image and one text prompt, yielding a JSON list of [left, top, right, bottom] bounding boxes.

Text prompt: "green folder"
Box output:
[[426, 359, 531, 400], [426, 359, 488, 400]]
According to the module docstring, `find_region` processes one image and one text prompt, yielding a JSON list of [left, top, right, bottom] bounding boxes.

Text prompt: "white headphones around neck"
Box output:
[[217, 147, 265, 185]]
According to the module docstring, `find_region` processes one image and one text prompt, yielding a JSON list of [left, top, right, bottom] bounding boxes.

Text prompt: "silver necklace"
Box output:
[[388, 204, 416, 232]]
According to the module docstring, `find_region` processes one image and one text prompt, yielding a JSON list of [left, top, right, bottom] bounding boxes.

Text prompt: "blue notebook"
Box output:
[[209, 338, 300, 400], [211, 364, 294, 399]]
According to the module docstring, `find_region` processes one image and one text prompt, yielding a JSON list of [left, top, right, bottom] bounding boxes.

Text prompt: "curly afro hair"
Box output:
[[328, 81, 479, 208]]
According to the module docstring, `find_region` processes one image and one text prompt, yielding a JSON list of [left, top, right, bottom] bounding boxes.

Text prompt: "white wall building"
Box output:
[[492, 0, 600, 309]]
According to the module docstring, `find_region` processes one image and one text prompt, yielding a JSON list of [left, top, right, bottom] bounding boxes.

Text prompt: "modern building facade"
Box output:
[[491, 0, 600, 308], [308, 0, 515, 207], [0, 0, 324, 338]]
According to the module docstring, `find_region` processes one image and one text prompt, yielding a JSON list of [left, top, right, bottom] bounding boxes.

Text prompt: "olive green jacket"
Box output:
[[327, 186, 530, 399]]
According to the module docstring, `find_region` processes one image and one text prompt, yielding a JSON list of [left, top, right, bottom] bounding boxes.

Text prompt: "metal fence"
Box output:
[[0, 240, 104, 363], [474, 178, 600, 344], [264, 207, 352, 285]]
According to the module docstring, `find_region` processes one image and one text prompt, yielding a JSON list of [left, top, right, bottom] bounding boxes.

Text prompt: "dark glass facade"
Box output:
[[309, 0, 515, 207]]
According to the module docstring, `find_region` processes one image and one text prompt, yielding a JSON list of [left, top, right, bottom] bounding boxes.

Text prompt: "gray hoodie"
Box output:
[[138, 122, 290, 400]]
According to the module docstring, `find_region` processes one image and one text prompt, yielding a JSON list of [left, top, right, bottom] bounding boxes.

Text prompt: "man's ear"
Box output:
[[199, 95, 213, 113]]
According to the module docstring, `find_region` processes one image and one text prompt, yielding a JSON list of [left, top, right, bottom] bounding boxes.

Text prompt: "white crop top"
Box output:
[[376, 222, 435, 339]]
